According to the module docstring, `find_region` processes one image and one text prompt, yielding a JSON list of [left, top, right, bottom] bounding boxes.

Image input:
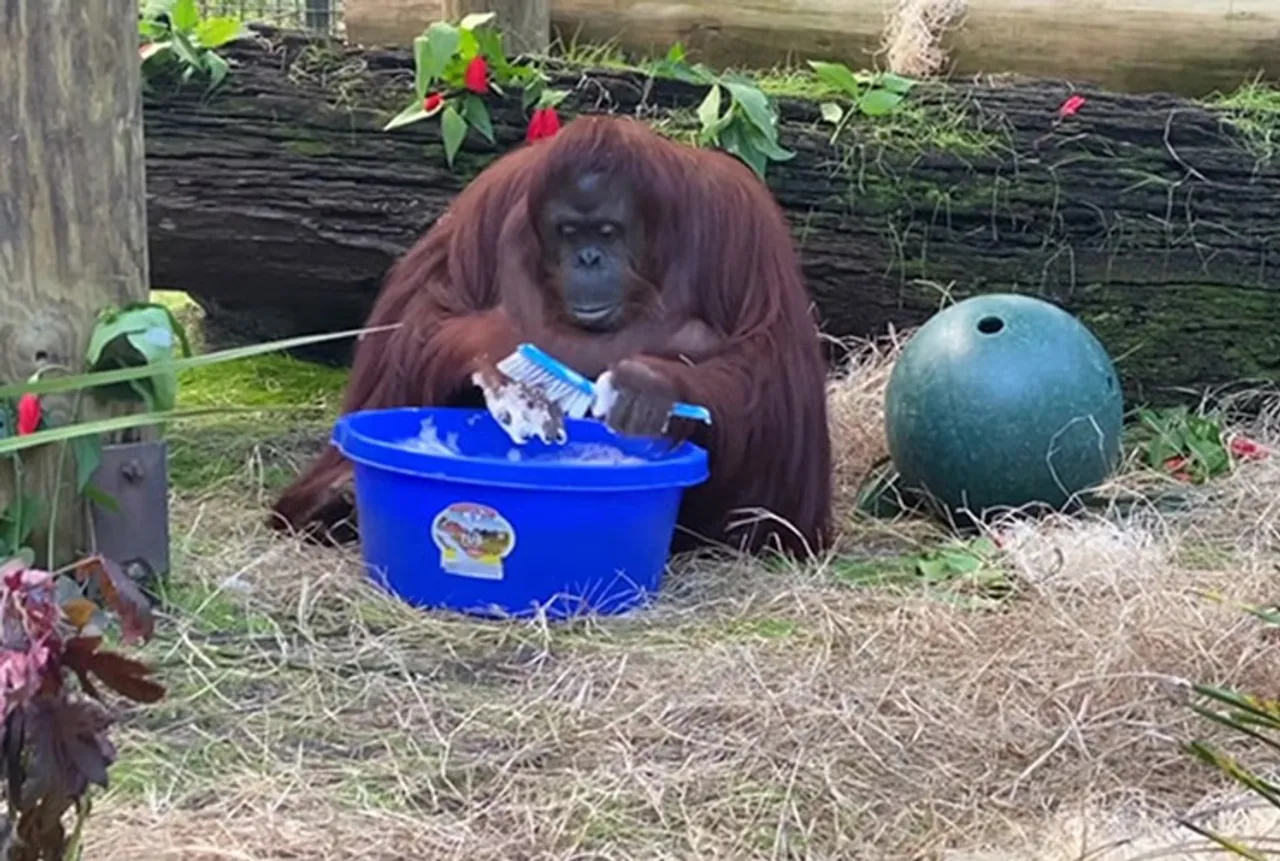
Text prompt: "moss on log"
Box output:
[[143, 27, 1280, 405]]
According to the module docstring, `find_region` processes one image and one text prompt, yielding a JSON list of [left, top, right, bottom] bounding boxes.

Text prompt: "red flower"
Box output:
[[1058, 94, 1086, 118], [423, 92, 444, 113], [526, 107, 562, 142], [16, 394, 41, 436], [464, 56, 489, 94], [1163, 455, 1193, 482], [1229, 435, 1268, 461]]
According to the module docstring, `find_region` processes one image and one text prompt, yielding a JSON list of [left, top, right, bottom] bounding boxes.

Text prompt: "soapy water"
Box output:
[[397, 418, 647, 465]]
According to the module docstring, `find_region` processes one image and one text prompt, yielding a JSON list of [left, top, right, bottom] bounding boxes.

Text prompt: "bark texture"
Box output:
[[143, 28, 1280, 403], [1, 0, 150, 564]]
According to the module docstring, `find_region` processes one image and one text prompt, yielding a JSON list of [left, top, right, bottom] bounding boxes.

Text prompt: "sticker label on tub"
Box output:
[[430, 502, 516, 580]]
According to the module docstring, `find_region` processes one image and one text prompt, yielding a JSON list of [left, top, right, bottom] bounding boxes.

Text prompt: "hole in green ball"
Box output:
[[977, 316, 1004, 335]]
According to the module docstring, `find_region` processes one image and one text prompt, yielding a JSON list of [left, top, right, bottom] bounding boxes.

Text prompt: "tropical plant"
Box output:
[[383, 13, 568, 165], [138, 0, 249, 90]]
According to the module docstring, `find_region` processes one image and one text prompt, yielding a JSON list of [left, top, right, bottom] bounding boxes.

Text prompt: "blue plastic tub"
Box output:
[[332, 406, 710, 620]]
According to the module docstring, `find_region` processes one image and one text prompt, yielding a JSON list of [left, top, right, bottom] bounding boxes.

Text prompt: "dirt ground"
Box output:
[[82, 329, 1280, 860]]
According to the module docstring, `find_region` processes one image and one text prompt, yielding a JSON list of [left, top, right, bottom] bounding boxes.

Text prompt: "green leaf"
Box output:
[[474, 27, 506, 69], [440, 104, 467, 166], [457, 28, 480, 61], [141, 0, 177, 20], [420, 22, 460, 84], [537, 88, 569, 109], [819, 101, 844, 125], [194, 16, 245, 49], [84, 484, 120, 514], [969, 536, 998, 556], [205, 51, 230, 90], [168, 29, 203, 70], [697, 84, 723, 133], [86, 304, 181, 411], [169, 0, 199, 32], [1, 494, 44, 546], [0, 323, 398, 402], [717, 123, 768, 178], [915, 556, 950, 581], [0, 405, 323, 458], [938, 549, 980, 573], [857, 88, 906, 117], [807, 60, 862, 97], [723, 82, 779, 142], [737, 116, 795, 163], [459, 11, 496, 30], [138, 15, 168, 37], [461, 94, 495, 143], [874, 71, 917, 94], [412, 35, 433, 98], [383, 99, 433, 131], [521, 78, 545, 110], [70, 436, 103, 494]]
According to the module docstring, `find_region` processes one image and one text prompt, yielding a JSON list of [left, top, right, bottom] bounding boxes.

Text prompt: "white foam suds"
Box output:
[[396, 418, 646, 465]]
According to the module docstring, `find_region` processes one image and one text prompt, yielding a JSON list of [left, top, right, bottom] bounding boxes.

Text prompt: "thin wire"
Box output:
[[195, 0, 339, 33]]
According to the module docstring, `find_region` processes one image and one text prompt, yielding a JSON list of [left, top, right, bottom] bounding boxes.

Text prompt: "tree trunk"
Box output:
[[0, 0, 150, 566], [442, 0, 549, 54], [143, 29, 1280, 404]]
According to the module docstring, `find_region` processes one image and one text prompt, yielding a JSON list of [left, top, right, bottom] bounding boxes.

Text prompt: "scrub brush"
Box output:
[[496, 342, 712, 427]]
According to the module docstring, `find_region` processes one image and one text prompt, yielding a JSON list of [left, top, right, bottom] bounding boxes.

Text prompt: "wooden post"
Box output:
[[442, 0, 550, 55], [0, 0, 150, 566]]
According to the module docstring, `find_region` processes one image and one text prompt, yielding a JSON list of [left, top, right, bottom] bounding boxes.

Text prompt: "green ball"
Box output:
[[884, 293, 1124, 517]]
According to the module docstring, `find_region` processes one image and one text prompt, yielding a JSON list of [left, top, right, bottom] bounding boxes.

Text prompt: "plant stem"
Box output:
[[9, 455, 21, 553], [45, 388, 86, 568]]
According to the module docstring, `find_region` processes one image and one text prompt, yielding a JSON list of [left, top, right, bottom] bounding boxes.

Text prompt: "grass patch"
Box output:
[[1206, 78, 1280, 163], [153, 576, 278, 635], [86, 294, 1280, 860], [152, 290, 346, 492]]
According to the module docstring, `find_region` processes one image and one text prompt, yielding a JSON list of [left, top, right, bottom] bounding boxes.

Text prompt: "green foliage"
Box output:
[[643, 43, 793, 178], [807, 60, 917, 138], [1207, 78, 1280, 163], [0, 317, 387, 859], [0, 302, 193, 559], [1132, 406, 1232, 483], [0, 322, 386, 566], [832, 535, 1015, 607], [87, 302, 194, 413], [138, 0, 249, 91], [1180, 600, 1280, 858], [383, 14, 567, 167]]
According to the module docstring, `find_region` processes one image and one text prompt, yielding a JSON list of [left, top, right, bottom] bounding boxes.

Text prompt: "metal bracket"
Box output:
[[89, 439, 170, 586]]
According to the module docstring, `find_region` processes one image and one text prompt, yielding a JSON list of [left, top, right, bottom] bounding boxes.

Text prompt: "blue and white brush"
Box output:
[[496, 342, 713, 427]]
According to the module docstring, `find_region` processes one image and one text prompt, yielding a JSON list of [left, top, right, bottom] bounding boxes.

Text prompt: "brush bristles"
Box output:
[[497, 352, 595, 420]]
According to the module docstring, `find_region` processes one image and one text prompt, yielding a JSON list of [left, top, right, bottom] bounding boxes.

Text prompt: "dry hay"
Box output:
[[84, 336, 1280, 860], [881, 0, 969, 79]]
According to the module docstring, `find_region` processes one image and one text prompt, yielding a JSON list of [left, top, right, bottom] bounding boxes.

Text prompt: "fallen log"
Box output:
[[143, 27, 1280, 403], [342, 0, 1280, 99]]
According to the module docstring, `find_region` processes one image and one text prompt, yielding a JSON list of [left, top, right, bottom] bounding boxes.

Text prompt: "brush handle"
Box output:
[[514, 343, 594, 391], [514, 350, 715, 428], [670, 402, 712, 425]]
